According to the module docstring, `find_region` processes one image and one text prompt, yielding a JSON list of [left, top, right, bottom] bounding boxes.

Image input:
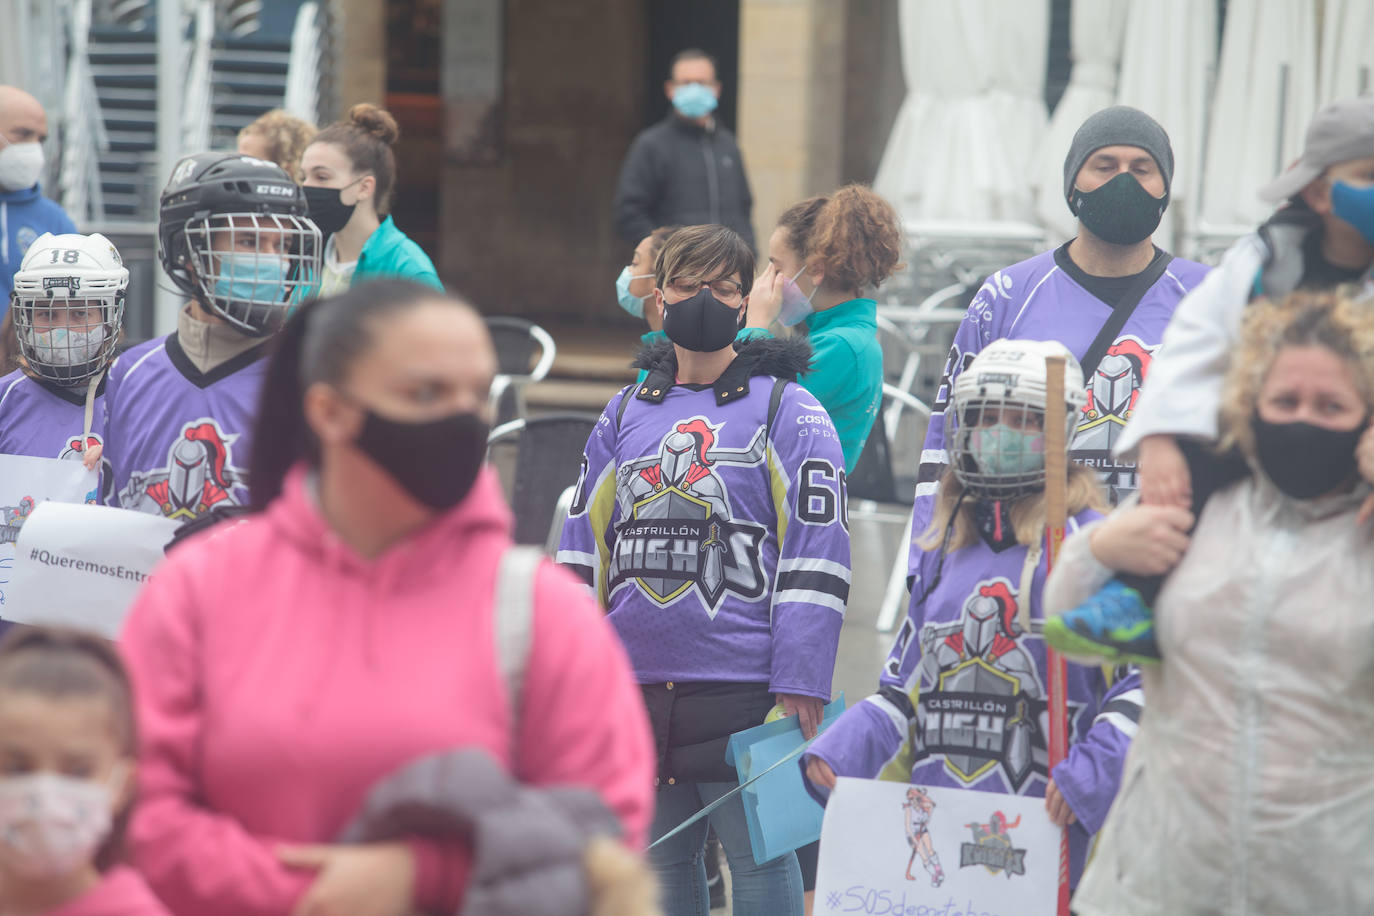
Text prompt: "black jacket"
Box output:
[[612, 114, 755, 248]]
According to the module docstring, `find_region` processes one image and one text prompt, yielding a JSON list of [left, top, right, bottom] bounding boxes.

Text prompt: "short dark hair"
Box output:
[[654, 224, 755, 296], [669, 48, 718, 80], [0, 626, 137, 872], [248, 280, 472, 509]]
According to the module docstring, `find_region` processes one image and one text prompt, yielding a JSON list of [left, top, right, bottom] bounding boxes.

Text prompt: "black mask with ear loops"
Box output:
[[1252, 414, 1366, 500], [661, 287, 743, 352], [352, 408, 490, 510], [1069, 172, 1168, 245], [303, 185, 358, 237]]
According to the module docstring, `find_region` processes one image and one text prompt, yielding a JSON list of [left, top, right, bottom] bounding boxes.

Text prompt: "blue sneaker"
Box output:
[[1044, 580, 1160, 665]]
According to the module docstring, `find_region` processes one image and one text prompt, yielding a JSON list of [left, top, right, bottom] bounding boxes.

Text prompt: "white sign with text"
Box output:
[[0, 454, 98, 617], [4, 501, 177, 638], [814, 778, 1061, 916]]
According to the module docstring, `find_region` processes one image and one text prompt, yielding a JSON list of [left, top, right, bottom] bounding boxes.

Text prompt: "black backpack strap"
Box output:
[[1079, 253, 1174, 383], [765, 376, 790, 442]]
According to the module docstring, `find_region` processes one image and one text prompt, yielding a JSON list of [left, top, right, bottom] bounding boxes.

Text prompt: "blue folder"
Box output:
[[724, 693, 846, 865]]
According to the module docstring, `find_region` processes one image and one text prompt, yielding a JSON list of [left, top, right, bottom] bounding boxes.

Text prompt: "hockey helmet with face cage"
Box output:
[[948, 338, 1088, 499], [10, 232, 129, 386], [158, 152, 322, 337]]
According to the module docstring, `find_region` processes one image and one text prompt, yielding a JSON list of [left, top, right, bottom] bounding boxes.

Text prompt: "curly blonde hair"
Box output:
[[1218, 286, 1374, 458], [238, 109, 318, 180]]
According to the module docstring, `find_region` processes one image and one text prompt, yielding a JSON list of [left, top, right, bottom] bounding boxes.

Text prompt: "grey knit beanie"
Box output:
[[1063, 106, 1175, 204]]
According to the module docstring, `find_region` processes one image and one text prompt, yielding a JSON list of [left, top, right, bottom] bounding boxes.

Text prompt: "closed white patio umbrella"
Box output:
[[1318, 0, 1374, 102], [1115, 0, 1218, 253], [1033, 0, 1129, 243], [1200, 0, 1318, 228], [874, 0, 1051, 224]]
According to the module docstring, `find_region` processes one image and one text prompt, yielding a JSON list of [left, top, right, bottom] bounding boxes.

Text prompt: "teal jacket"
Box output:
[[353, 216, 443, 290], [796, 298, 881, 470], [631, 301, 879, 468]]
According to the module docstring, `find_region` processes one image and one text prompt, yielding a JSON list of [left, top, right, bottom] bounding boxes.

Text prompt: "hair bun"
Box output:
[[347, 103, 399, 146]]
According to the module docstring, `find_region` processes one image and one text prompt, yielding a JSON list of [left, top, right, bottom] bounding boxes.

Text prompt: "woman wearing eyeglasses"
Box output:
[[558, 225, 851, 916]]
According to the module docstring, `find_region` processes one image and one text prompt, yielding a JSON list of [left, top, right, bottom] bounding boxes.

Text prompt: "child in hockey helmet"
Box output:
[[10, 232, 127, 387], [802, 339, 1130, 892], [0, 233, 128, 473]]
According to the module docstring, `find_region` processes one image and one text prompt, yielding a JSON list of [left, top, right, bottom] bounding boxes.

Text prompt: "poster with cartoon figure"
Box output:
[[0, 454, 98, 616], [815, 778, 1060, 916]]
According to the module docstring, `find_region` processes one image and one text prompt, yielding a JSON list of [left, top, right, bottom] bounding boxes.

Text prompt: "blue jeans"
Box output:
[[650, 780, 803, 916]]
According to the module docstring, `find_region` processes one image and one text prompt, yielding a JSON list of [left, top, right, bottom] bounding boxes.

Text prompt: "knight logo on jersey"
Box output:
[[915, 578, 1060, 792], [119, 419, 245, 521], [0, 497, 35, 545], [1075, 335, 1155, 451], [59, 434, 107, 504], [607, 417, 767, 616]]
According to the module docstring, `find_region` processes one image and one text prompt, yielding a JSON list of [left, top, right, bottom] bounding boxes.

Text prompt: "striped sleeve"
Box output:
[[1050, 666, 1144, 835], [765, 382, 850, 700]]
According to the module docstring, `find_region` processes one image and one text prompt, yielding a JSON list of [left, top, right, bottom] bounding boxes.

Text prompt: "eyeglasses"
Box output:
[[668, 276, 744, 301]]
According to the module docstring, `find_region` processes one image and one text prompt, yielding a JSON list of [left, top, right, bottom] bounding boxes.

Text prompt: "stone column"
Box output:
[[335, 0, 387, 111], [736, 0, 846, 249]]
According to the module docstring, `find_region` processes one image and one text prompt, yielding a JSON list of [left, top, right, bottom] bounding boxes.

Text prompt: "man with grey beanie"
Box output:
[[1048, 95, 1374, 668], [904, 104, 1209, 604]]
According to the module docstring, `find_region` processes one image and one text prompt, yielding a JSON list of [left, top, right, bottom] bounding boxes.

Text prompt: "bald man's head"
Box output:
[[0, 86, 48, 147]]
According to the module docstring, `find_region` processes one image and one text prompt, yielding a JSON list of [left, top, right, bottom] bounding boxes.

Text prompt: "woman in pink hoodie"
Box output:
[[118, 280, 656, 916]]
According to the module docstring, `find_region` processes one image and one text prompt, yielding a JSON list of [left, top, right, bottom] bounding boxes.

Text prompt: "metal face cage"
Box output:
[[183, 212, 322, 336], [948, 393, 1052, 500], [11, 287, 126, 387]]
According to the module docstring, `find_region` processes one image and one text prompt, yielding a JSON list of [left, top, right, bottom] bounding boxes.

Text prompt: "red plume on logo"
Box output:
[[184, 423, 232, 489], [675, 418, 717, 465]]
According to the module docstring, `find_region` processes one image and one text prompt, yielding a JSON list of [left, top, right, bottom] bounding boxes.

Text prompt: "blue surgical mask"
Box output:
[[615, 266, 653, 318], [212, 252, 290, 305], [1331, 180, 1374, 247], [969, 424, 1045, 477], [778, 267, 817, 327], [672, 83, 718, 120]]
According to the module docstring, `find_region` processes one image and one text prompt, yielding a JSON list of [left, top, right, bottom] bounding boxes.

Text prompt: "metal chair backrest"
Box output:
[[487, 412, 599, 546], [484, 317, 557, 424]]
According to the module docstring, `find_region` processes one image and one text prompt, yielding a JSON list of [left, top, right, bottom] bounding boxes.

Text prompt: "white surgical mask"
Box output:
[[27, 325, 107, 367], [778, 266, 818, 327], [0, 138, 45, 192], [0, 770, 118, 879]]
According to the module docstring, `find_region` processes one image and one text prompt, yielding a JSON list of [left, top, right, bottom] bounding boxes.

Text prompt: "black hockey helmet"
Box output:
[[157, 153, 322, 336]]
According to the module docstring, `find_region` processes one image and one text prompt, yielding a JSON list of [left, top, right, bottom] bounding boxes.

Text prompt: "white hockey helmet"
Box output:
[[948, 338, 1087, 499], [10, 232, 129, 385]]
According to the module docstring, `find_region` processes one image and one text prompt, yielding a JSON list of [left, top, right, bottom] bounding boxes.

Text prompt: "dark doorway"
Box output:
[[384, 0, 442, 264], [645, 1, 741, 131]]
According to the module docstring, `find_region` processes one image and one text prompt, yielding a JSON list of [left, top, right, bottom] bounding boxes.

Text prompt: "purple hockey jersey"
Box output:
[[0, 370, 106, 474], [806, 508, 1141, 885], [102, 333, 266, 523], [907, 247, 1210, 575], [557, 339, 851, 701]]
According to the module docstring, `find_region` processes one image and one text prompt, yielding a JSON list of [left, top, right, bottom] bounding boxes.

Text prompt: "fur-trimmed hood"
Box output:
[[631, 333, 812, 379], [629, 333, 812, 408]]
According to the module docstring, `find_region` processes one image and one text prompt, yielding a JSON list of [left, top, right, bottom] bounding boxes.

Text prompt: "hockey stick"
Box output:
[[1042, 353, 1071, 916]]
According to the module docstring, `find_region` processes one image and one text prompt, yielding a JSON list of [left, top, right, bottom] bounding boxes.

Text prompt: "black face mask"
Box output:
[[1069, 172, 1168, 246], [354, 408, 489, 510], [1253, 415, 1365, 500], [303, 185, 357, 237], [661, 287, 742, 352]]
